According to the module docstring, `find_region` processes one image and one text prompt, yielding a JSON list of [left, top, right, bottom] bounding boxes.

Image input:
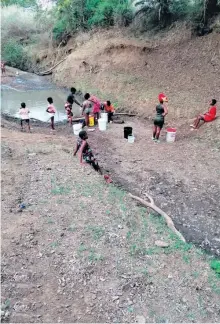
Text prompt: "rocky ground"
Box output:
[[1, 118, 220, 323]]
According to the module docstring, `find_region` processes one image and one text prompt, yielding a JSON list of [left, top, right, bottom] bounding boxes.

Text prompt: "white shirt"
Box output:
[[19, 108, 30, 120]]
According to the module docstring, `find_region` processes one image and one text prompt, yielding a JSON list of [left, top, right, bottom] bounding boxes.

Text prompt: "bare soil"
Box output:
[[1, 120, 220, 323]]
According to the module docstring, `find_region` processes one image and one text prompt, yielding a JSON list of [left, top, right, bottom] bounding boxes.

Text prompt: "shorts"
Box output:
[[85, 107, 92, 115], [154, 119, 164, 129], [21, 119, 29, 125]]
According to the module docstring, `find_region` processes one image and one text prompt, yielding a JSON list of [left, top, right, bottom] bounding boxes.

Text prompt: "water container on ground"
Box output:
[[73, 123, 82, 136], [124, 126, 132, 139], [98, 118, 107, 131], [166, 128, 177, 143], [128, 135, 135, 143], [101, 112, 108, 122], [89, 115, 94, 127]]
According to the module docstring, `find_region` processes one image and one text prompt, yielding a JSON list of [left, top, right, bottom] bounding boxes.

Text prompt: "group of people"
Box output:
[[152, 93, 217, 142], [64, 87, 115, 127], [18, 88, 217, 176]]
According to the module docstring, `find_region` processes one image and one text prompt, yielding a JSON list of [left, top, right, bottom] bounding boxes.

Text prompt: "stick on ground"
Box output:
[[129, 193, 186, 242]]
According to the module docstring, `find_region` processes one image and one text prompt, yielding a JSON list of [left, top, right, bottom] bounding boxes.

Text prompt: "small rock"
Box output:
[[168, 274, 173, 279], [28, 153, 36, 157], [155, 240, 169, 248], [112, 296, 119, 301], [99, 277, 105, 281], [181, 297, 187, 304]]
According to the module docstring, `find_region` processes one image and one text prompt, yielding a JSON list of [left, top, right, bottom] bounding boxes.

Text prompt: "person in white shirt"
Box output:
[[19, 102, 30, 132], [46, 97, 56, 130]]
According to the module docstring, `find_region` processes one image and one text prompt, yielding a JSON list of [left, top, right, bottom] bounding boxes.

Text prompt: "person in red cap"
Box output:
[[158, 93, 168, 103], [190, 99, 217, 129], [152, 93, 168, 142]]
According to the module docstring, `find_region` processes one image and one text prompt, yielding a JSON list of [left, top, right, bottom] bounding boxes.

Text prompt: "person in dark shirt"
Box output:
[[65, 87, 82, 125], [152, 98, 168, 143]]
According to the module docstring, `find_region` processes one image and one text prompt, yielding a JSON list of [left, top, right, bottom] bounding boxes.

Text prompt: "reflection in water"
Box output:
[[1, 88, 82, 122]]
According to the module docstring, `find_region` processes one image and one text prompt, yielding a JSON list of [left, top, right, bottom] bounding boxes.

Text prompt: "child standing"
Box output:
[[73, 130, 102, 174], [87, 94, 101, 122], [65, 87, 82, 126], [19, 102, 30, 132], [46, 97, 56, 130], [104, 100, 115, 123], [82, 93, 92, 127]]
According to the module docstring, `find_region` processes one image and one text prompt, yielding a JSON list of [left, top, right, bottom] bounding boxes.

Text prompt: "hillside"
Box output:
[[42, 27, 220, 124]]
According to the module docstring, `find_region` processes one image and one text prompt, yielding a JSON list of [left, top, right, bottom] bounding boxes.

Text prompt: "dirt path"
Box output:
[[1, 121, 220, 323], [90, 118, 220, 256]]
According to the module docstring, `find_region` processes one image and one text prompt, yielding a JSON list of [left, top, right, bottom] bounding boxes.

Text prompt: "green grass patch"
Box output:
[[88, 248, 104, 262], [77, 243, 88, 256], [50, 241, 59, 248], [86, 226, 105, 240], [210, 259, 220, 277]]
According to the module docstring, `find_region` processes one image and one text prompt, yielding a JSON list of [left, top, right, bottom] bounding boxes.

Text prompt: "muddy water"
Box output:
[[1, 71, 82, 122]]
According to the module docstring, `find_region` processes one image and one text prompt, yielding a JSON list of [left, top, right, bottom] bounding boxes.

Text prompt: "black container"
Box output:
[[124, 127, 133, 139]]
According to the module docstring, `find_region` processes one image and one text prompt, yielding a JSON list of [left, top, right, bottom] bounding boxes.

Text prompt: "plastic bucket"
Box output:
[[124, 127, 132, 139], [166, 128, 177, 143], [73, 123, 82, 136], [89, 115, 94, 127], [101, 113, 108, 122], [128, 135, 135, 143], [98, 118, 107, 131]]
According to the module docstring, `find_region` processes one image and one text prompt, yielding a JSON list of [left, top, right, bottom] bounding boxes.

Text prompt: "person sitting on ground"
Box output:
[[65, 87, 82, 125], [46, 97, 56, 131], [152, 96, 168, 143], [82, 93, 93, 127], [73, 130, 102, 174], [104, 100, 115, 123], [19, 102, 30, 132], [190, 99, 217, 129]]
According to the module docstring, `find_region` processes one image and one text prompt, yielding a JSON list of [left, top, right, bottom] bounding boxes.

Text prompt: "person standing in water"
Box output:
[[152, 95, 168, 142], [19, 102, 30, 132], [46, 97, 56, 131], [65, 87, 82, 125]]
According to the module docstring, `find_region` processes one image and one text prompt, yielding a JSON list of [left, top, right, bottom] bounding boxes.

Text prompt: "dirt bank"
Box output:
[[1, 119, 220, 323], [46, 28, 220, 121]]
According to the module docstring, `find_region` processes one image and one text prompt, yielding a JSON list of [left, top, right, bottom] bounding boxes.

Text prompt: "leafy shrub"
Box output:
[[2, 40, 30, 70], [210, 259, 220, 277]]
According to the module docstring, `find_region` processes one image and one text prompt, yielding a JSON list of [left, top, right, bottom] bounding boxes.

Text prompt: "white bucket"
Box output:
[[73, 123, 82, 136], [98, 118, 107, 131], [166, 128, 177, 143], [128, 135, 135, 143], [101, 112, 108, 122]]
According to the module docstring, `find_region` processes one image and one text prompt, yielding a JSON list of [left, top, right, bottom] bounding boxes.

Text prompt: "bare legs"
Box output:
[[152, 125, 161, 141], [191, 115, 205, 129]]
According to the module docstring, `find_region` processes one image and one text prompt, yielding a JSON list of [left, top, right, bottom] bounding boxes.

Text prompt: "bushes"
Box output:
[[54, 0, 133, 39], [2, 40, 30, 70], [1, 5, 37, 42]]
